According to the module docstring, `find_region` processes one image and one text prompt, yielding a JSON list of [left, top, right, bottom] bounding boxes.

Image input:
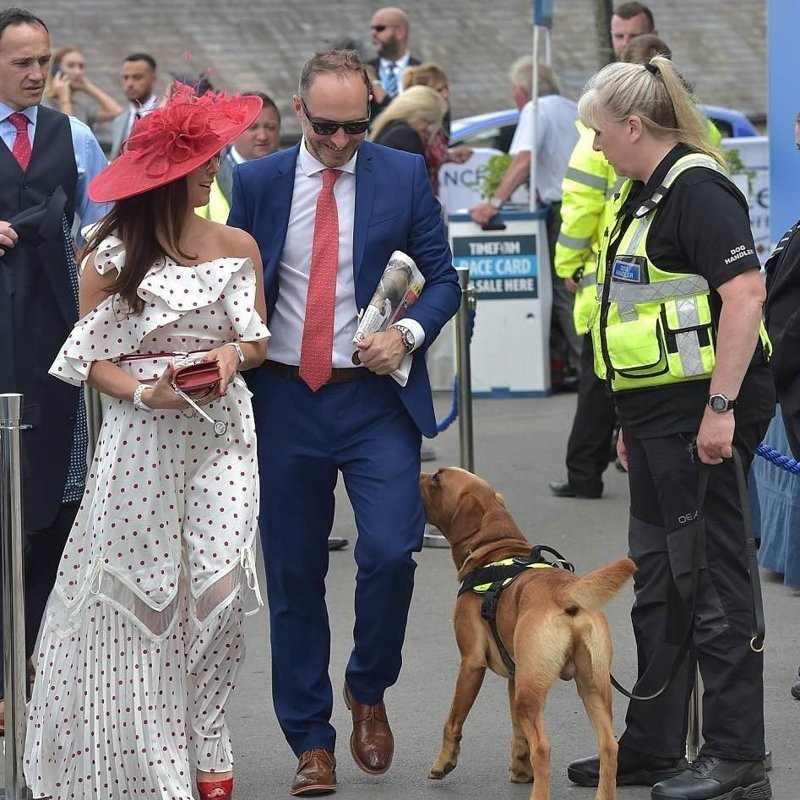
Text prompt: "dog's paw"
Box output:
[[428, 761, 456, 780], [508, 761, 533, 783]]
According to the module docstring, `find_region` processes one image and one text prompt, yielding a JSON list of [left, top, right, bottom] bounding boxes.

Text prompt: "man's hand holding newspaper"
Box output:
[[352, 251, 425, 386]]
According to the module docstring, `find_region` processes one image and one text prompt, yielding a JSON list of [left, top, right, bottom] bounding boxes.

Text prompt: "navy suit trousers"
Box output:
[[251, 367, 423, 755]]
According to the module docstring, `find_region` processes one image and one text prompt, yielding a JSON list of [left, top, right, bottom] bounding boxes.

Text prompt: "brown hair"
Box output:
[[613, 2, 655, 29], [621, 33, 672, 64], [402, 62, 448, 92], [298, 49, 371, 100], [84, 179, 193, 314]]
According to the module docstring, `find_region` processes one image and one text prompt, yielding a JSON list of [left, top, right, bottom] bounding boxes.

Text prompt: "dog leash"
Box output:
[[610, 446, 765, 702]]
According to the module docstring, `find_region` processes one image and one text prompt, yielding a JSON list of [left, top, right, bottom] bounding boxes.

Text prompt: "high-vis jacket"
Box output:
[[555, 119, 723, 337], [554, 122, 622, 334], [591, 152, 770, 393]]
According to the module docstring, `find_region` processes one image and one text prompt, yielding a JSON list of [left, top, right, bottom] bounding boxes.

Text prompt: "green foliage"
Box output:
[[480, 153, 512, 200]]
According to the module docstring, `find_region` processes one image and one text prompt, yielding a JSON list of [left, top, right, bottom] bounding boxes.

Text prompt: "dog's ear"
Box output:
[[450, 492, 485, 539], [494, 492, 507, 508]]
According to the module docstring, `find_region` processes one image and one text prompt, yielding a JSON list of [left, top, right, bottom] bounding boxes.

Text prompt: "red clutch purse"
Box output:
[[172, 361, 221, 395]]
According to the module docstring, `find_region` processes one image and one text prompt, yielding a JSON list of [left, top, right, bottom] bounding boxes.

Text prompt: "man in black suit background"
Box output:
[[0, 6, 107, 728], [366, 7, 420, 120]]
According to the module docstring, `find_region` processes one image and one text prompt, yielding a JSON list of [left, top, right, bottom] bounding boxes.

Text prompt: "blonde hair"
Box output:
[[578, 56, 724, 165], [368, 85, 446, 142], [401, 62, 448, 92]]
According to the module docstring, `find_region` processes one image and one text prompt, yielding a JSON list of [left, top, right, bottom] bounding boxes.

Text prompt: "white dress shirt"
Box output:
[[267, 140, 361, 368]]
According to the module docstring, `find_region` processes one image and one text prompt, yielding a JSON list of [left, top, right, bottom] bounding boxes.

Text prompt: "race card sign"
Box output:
[[451, 234, 538, 299]]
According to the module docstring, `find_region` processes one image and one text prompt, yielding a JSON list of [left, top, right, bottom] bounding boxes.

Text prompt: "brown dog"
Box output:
[[419, 467, 636, 800]]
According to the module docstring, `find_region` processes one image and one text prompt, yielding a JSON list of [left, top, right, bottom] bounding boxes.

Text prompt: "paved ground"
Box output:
[[224, 391, 798, 800]]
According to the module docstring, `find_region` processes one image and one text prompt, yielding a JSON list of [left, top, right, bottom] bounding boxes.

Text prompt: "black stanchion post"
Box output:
[[0, 394, 29, 798], [686, 665, 701, 762], [455, 267, 475, 473]]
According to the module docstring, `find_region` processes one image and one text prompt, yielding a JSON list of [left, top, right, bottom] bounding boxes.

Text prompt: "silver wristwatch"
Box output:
[[489, 196, 504, 210], [707, 393, 737, 413], [390, 323, 415, 353]]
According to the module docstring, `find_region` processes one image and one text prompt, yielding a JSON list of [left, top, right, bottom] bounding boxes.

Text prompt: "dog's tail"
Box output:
[[558, 558, 637, 613]]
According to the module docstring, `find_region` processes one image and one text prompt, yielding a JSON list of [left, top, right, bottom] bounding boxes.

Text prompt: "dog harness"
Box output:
[[457, 545, 575, 676]]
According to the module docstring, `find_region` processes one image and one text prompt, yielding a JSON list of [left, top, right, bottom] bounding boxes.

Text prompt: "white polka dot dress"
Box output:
[[24, 234, 270, 799]]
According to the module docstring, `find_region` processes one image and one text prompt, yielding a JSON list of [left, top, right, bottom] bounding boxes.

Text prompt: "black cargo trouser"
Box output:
[[618, 421, 768, 761]]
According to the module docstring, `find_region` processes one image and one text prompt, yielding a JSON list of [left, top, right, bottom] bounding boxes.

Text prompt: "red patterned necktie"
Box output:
[[8, 112, 31, 170], [299, 168, 342, 391]]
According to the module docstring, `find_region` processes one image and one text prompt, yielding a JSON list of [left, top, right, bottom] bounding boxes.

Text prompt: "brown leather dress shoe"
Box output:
[[342, 682, 394, 774], [290, 749, 336, 796]]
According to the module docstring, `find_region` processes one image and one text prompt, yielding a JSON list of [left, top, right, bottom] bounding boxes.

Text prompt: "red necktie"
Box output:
[[299, 168, 342, 391], [9, 112, 31, 170]]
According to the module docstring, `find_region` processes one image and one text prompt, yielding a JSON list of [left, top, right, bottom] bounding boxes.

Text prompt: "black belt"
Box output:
[[262, 360, 372, 385]]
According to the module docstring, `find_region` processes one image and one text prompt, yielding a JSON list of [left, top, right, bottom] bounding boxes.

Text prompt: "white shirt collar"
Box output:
[[380, 51, 411, 70], [298, 138, 358, 177]]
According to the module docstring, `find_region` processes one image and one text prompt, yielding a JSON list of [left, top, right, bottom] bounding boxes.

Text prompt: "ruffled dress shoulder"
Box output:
[[49, 232, 269, 384]]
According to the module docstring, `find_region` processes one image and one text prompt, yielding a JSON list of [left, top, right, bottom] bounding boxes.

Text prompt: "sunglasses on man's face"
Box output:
[[370, 24, 392, 32], [300, 98, 370, 136]]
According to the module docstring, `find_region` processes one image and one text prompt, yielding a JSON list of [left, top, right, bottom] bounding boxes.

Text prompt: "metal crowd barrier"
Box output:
[[423, 267, 476, 548], [0, 394, 29, 798]]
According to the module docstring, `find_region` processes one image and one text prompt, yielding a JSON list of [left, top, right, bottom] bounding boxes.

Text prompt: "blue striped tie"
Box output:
[[383, 63, 398, 98]]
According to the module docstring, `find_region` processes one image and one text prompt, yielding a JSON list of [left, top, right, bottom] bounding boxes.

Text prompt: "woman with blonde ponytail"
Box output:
[[566, 56, 774, 800]]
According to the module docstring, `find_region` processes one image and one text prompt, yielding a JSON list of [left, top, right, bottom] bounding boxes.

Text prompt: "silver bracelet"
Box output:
[[226, 341, 245, 365], [132, 383, 152, 411]]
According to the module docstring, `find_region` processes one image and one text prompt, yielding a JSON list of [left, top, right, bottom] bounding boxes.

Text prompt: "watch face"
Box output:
[[709, 395, 727, 412]]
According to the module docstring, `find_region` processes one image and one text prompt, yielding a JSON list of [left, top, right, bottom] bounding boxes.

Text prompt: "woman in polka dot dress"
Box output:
[[24, 87, 270, 800]]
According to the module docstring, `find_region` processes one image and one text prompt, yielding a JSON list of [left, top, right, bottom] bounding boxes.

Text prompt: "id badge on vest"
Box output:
[[611, 255, 648, 284]]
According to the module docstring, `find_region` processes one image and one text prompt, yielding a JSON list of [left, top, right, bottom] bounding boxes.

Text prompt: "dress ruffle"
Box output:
[[50, 235, 269, 385]]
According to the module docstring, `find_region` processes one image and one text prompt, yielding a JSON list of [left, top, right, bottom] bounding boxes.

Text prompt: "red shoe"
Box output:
[[196, 777, 233, 800]]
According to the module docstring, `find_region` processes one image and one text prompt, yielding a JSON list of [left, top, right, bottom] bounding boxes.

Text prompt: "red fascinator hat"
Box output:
[[89, 85, 263, 202]]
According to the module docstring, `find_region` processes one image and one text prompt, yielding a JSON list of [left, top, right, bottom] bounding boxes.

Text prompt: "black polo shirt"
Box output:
[[605, 144, 774, 438]]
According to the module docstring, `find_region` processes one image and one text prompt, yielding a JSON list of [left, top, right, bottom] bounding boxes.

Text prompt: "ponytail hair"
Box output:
[[577, 55, 725, 167]]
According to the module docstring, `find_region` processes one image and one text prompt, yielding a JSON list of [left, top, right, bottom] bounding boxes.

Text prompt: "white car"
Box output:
[[439, 105, 760, 215]]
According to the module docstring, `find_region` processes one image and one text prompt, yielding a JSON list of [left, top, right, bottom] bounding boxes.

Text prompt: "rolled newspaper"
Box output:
[[352, 250, 425, 386]]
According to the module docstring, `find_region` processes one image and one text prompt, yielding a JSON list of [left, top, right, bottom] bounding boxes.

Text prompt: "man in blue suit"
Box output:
[[228, 49, 460, 796]]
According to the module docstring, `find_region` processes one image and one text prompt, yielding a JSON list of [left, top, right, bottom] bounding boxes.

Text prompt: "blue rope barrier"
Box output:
[[436, 308, 475, 433], [755, 442, 800, 474]]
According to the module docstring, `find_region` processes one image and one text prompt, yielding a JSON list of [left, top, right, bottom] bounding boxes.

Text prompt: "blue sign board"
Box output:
[[768, 0, 800, 241], [452, 234, 538, 299]]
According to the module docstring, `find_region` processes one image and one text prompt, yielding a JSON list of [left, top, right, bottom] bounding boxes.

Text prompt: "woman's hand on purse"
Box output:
[[203, 346, 240, 397], [139, 366, 185, 409]]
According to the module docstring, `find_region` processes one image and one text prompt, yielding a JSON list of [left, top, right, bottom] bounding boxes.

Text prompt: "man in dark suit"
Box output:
[[366, 7, 420, 120], [109, 52, 158, 159], [228, 48, 459, 796], [0, 6, 107, 727]]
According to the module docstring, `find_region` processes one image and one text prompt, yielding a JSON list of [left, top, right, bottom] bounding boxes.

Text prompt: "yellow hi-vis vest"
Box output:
[[555, 123, 623, 334], [591, 152, 770, 393]]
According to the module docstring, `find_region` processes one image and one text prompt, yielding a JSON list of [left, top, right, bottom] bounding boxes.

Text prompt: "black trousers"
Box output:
[[0, 501, 76, 697], [546, 203, 582, 373], [619, 422, 768, 761], [564, 336, 617, 495]]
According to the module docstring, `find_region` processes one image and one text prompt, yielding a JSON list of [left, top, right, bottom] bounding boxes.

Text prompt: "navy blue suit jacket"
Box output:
[[228, 141, 460, 438]]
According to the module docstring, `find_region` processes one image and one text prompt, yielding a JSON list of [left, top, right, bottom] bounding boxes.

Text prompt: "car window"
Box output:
[[452, 123, 517, 153]]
